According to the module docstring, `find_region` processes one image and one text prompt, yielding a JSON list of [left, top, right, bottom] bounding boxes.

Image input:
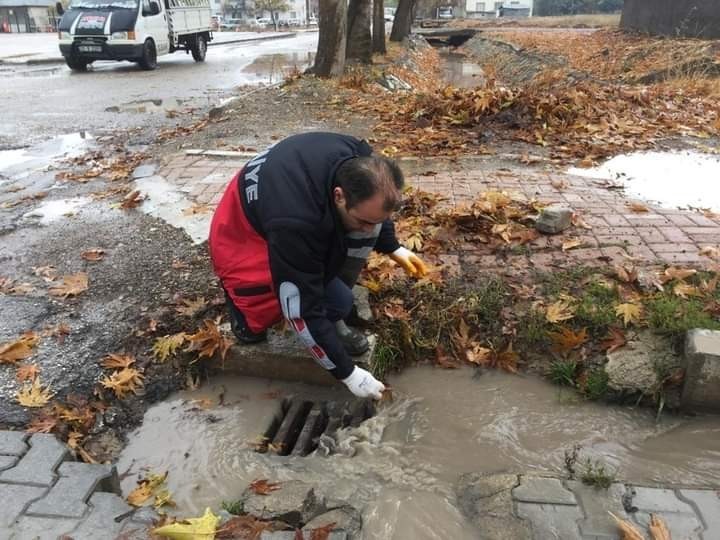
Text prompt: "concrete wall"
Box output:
[[621, 0, 720, 39]]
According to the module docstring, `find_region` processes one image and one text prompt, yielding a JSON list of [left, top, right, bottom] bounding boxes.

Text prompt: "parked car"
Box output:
[[220, 18, 244, 30], [437, 6, 454, 19], [255, 17, 273, 27], [307, 16, 318, 26]]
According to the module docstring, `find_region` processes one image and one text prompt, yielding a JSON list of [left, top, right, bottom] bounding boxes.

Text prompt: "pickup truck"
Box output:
[[56, 0, 212, 71]]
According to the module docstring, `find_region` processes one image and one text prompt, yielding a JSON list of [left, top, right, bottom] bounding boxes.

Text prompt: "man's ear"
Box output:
[[333, 186, 345, 205]]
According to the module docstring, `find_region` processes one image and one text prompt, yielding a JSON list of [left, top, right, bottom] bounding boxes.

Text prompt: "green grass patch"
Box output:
[[371, 342, 401, 380], [581, 369, 609, 401], [574, 281, 619, 334], [644, 294, 720, 337], [221, 499, 244, 515], [550, 359, 577, 387]]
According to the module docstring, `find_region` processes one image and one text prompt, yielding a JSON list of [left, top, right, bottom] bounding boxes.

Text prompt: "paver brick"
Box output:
[[70, 492, 134, 540], [8, 515, 77, 539], [512, 476, 577, 505], [0, 434, 68, 487], [0, 484, 47, 528], [648, 243, 698, 253], [516, 502, 583, 539], [629, 486, 704, 539], [0, 432, 28, 456], [568, 481, 628, 539], [679, 489, 720, 539], [0, 456, 17, 471], [26, 462, 119, 519]]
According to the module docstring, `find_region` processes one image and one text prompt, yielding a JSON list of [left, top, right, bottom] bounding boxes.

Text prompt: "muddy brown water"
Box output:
[[118, 366, 720, 538], [440, 51, 485, 88]]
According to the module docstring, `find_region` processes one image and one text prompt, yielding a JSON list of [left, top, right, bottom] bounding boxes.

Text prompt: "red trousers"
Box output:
[[208, 171, 282, 333]]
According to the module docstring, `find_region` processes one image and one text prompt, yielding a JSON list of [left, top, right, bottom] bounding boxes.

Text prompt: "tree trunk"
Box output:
[[372, 0, 385, 54], [312, 0, 348, 77], [389, 0, 413, 42], [346, 0, 372, 63]]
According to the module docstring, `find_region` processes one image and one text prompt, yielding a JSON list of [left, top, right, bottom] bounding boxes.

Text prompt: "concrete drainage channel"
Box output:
[[255, 397, 376, 456]]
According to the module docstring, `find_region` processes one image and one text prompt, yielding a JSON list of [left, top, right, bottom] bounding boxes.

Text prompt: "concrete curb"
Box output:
[[208, 31, 298, 47]]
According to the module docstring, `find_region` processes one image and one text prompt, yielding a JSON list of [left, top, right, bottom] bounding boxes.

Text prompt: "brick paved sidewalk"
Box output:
[[156, 154, 720, 271], [0, 432, 155, 539]]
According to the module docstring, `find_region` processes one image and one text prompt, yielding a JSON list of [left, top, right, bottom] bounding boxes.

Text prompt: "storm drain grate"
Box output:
[[255, 397, 376, 456]]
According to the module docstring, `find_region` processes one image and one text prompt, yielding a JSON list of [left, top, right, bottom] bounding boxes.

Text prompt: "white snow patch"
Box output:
[[135, 175, 211, 244], [569, 150, 720, 212]]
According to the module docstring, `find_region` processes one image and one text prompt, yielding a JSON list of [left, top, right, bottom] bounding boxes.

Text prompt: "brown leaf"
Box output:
[[0, 332, 40, 364], [16, 363, 40, 382], [81, 249, 105, 261], [610, 512, 644, 540], [434, 345, 459, 369], [571, 214, 593, 230], [216, 515, 274, 539], [649, 513, 671, 540], [175, 297, 207, 317], [660, 266, 697, 284], [27, 416, 58, 433], [549, 327, 588, 353], [120, 190, 144, 210], [561, 239, 584, 251], [248, 479, 281, 496], [48, 273, 89, 299], [0, 277, 35, 295], [32, 265, 58, 282], [627, 202, 649, 213], [673, 282, 702, 299], [699, 245, 720, 259], [185, 319, 231, 361], [43, 322, 71, 343], [614, 265, 638, 284], [309, 523, 338, 540], [493, 342, 519, 374], [601, 327, 627, 353], [101, 353, 136, 369]]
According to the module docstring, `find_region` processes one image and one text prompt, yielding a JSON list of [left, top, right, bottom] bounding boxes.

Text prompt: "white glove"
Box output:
[[341, 366, 385, 400]]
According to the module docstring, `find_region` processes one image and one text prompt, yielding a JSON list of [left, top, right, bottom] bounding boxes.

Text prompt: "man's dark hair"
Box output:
[[334, 155, 404, 212]]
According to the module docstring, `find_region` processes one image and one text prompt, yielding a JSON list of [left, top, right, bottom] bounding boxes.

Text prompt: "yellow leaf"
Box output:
[[101, 367, 144, 398], [615, 303, 641, 326], [16, 377, 54, 407], [153, 508, 220, 540], [546, 301, 576, 323], [154, 489, 177, 511], [127, 471, 168, 507], [673, 282, 702, 299], [101, 353, 136, 369], [661, 266, 697, 283], [153, 333, 187, 363], [562, 239, 583, 251], [48, 273, 89, 299], [627, 202, 649, 213]]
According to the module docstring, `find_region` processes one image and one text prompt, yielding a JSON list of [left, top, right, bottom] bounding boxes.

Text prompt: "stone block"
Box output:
[[132, 164, 157, 179], [352, 285, 373, 323], [0, 433, 69, 486], [0, 484, 47, 528], [0, 431, 28, 456], [512, 476, 577, 505], [0, 456, 17, 471], [515, 502, 583, 539], [70, 492, 134, 540], [456, 473, 531, 540], [628, 486, 704, 539], [568, 481, 628, 538], [243, 480, 324, 528], [679, 489, 720, 538], [26, 462, 118, 519], [535, 206, 573, 234], [605, 331, 677, 394], [261, 532, 346, 540], [8, 515, 78, 539], [303, 507, 362, 538], [682, 329, 720, 412], [219, 328, 376, 387]]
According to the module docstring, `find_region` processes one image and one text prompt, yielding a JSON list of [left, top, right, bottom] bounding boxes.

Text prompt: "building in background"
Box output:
[[465, 0, 533, 18], [0, 0, 55, 32]]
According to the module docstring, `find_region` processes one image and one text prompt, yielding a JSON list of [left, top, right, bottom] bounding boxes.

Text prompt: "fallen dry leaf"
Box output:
[[661, 266, 697, 283], [153, 333, 187, 363], [17, 377, 54, 408], [627, 202, 649, 213], [153, 507, 219, 539], [549, 327, 588, 353], [216, 515, 273, 540], [32, 265, 58, 282], [185, 319, 231, 361], [699, 246, 720, 259], [561, 239, 584, 251], [309, 522, 338, 540], [48, 273, 89, 299], [546, 300, 576, 324], [43, 322, 71, 344], [601, 327, 627, 353], [100, 353, 136, 369], [615, 303, 641, 326], [609, 512, 644, 540], [27, 416, 58, 433], [101, 367, 144, 398], [175, 297, 207, 317], [248, 479, 281, 496], [434, 345, 459, 369], [0, 277, 35, 295], [0, 332, 40, 364], [16, 363, 40, 382], [81, 249, 105, 261], [120, 190, 144, 209], [614, 265, 638, 284], [673, 282, 702, 299], [127, 471, 168, 507]]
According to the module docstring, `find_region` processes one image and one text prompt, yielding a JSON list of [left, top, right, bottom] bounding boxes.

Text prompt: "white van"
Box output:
[[56, 0, 212, 71]]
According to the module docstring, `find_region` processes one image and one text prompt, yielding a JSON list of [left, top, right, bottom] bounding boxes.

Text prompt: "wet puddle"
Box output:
[[105, 98, 189, 115], [0, 132, 94, 179], [440, 51, 485, 88], [240, 51, 315, 84], [119, 367, 720, 538], [570, 150, 720, 212]]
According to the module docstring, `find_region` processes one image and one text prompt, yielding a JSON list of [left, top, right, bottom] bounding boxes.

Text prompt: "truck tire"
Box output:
[[191, 34, 207, 62], [66, 55, 89, 72], [138, 39, 157, 70]]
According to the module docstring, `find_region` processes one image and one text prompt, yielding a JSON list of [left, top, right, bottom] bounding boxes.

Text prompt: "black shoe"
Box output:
[[338, 326, 369, 356], [230, 315, 267, 344]]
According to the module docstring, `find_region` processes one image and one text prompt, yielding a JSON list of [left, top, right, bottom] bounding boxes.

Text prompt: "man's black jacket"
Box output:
[[238, 132, 400, 379]]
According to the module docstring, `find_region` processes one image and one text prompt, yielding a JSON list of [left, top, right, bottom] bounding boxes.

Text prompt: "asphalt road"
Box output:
[[0, 32, 318, 150]]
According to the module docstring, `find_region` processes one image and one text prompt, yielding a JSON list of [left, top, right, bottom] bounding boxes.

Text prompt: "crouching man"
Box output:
[[208, 132, 427, 400]]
